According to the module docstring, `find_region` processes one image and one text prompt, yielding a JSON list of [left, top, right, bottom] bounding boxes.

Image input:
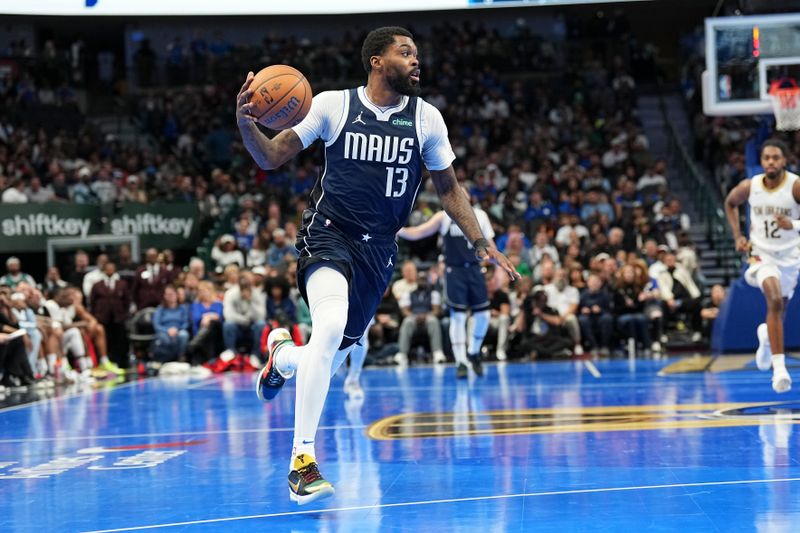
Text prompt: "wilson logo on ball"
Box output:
[[264, 96, 301, 126]]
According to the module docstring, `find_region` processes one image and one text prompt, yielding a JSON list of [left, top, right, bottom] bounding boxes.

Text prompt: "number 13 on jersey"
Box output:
[[385, 167, 409, 198]]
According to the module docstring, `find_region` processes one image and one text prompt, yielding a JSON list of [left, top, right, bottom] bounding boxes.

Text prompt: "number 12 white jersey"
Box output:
[[748, 171, 800, 254]]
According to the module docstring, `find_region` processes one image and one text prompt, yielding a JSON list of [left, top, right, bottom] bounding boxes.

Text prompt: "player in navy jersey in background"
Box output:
[[236, 26, 519, 504], [398, 188, 496, 379]]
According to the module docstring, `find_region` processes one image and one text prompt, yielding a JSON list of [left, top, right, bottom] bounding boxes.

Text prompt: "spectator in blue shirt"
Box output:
[[577, 274, 614, 356], [580, 191, 615, 223], [524, 190, 556, 234], [266, 228, 297, 268], [152, 285, 190, 362], [187, 281, 224, 365]]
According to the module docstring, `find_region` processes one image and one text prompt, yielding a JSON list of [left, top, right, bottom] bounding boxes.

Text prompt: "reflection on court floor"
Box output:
[[1, 358, 799, 531]]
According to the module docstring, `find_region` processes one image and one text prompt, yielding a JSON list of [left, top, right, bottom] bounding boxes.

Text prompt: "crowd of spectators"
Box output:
[[0, 18, 727, 393]]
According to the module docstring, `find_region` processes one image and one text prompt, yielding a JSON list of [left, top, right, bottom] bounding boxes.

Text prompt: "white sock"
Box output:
[[47, 353, 57, 374], [468, 310, 490, 355], [346, 333, 368, 382], [772, 353, 786, 371], [450, 311, 468, 365], [100, 355, 110, 365], [79, 356, 93, 371], [289, 266, 349, 469]]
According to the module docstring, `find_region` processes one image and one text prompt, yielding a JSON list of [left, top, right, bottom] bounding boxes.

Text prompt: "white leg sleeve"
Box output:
[[449, 311, 468, 365]]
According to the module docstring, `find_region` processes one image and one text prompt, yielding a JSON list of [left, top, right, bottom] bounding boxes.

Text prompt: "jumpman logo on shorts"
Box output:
[[386, 256, 394, 268], [352, 111, 366, 125]]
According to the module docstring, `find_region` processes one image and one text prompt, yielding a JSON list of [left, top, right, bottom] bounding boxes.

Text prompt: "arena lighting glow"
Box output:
[[753, 26, 760, 58], [0, 0, 651, 16]]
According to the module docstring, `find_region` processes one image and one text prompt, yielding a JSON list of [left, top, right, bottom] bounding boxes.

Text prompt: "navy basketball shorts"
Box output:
[[296, 215, 397, 351], [444, 264, 489, 312]]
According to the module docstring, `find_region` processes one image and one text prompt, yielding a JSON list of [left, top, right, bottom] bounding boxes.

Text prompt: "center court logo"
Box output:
[[392, 118, 413, 127]]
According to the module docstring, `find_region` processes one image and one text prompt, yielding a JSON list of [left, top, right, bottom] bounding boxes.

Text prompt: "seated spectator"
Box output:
[[211, 234, 245, 268], [248, 234, 269, 267], [391, 260, 418, 301], [523, 190, 556, 234], [43, 266, 68, 294], [614, 265, 651, 355], [544, 267, 583, 356], [152, 285, 190, 363], [360, 288, 399, 359], [234, 218, 254, 251], [578, 274, 614, 356], [66, 287, 119, 375], [555, 214, 589, 248], [394, 272, 444, 365], [188, 281, 224, 365], [0, 294, 36, 389], [701, 284, 726, 340], [2, 179, 28, 204], [160, 249, 181, 284], [9, 292, 42, 375], [173, 258, 197, 283], [25, 177, 54, 203], [508, 286, 572, 359], [266, 228, 297, 268], [530, 231, 560, 268], [1, 257, 36, 288], [657, 252, 703, 342], [89, 262, 131, 371], [264, 277, 303, 345], [221, 274, 266, 360]]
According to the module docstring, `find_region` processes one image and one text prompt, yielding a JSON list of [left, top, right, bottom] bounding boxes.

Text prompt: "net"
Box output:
[[769, 78, 800, 131]]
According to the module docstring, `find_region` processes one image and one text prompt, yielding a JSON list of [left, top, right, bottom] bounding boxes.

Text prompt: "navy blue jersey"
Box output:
[[309, 89, 424, 240], [439, 208, 494, 267]]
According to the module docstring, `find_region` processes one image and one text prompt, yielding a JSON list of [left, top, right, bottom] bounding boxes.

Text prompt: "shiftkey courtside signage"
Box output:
[[0, 440, 205, 479], [0, 202, 201, 251]]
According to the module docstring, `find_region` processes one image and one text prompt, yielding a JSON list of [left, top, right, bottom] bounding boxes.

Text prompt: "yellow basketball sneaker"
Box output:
[[288, 453, 334, 505]]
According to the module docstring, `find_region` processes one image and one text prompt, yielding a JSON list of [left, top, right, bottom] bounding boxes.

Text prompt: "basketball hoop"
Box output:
[[769, 78, 800, 131]]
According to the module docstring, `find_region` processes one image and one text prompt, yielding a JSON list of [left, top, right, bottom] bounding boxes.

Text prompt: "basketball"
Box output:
[[249, 65, 313, 130]]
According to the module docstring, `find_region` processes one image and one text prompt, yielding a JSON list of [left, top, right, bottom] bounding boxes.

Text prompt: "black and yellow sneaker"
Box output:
[[288, 453, 335, 505], [255, 328, 295, 402]]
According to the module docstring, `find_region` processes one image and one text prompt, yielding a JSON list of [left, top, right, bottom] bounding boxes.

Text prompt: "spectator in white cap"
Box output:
[[1, 257, 35, 288], [211, 234, 245, 268]]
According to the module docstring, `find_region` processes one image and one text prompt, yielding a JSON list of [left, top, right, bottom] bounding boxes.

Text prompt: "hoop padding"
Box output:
[[769, 79, 800, 131]]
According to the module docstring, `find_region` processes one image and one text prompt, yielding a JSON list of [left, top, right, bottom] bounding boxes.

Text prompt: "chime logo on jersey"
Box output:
[[343, 132, 415, 164]]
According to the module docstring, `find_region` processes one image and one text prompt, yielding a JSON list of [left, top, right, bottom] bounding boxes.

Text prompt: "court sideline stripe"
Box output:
[[0, 424, 366, 444], [81, 476, 800, 533]]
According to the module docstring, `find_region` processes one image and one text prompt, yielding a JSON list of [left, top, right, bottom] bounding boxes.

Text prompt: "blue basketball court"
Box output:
[[1, 357, 799, 532]]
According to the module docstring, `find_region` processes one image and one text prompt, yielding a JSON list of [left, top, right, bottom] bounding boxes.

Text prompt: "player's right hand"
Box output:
[[735, 235, 751, 253], [236, 71, 257, 126]]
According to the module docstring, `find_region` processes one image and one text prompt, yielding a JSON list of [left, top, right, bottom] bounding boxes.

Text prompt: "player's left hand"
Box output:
[[775, 213, 793, 230], [478, 247, 522, 281]]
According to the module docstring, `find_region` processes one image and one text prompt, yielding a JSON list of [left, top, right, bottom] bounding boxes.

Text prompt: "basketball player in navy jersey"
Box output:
[[398, 188, 496, 379], [236, 27, 519, 505]]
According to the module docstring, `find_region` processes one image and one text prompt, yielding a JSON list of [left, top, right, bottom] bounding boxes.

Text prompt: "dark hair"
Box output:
[[361, 26, 413, 74], [761, 138, 790, 157]]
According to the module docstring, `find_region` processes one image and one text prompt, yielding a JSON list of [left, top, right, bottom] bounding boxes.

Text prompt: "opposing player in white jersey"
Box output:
[[398, 188, 496, 379], [238, 27, 519, 504], [725, 138, 799, 393]]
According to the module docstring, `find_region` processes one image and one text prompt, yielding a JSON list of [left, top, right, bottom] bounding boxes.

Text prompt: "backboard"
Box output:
[[703, 13, 800, 116]]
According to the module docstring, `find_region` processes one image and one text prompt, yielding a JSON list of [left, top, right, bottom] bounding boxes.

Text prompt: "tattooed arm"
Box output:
[[429, 166, 520, 280]]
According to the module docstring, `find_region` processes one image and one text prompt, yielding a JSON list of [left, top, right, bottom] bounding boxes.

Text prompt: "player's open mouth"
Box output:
[[410, 71, 420, 84]]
